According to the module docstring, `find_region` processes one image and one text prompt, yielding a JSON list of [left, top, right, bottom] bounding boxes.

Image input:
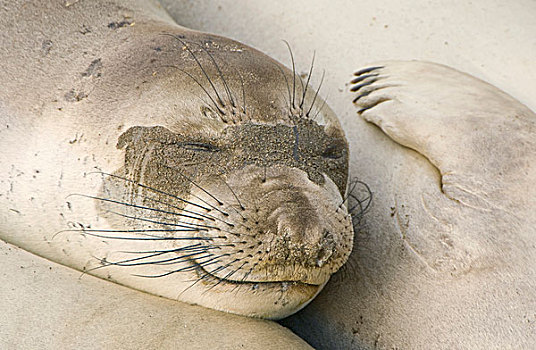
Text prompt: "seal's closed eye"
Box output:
[[181, 142, 220, 153]]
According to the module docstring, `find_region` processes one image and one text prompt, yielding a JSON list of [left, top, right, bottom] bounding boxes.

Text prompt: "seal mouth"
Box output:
[[190, 261, 327, 319], [195, 261, 322, 288]]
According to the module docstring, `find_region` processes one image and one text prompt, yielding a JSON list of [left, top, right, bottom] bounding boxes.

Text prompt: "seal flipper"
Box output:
[[351, 60, 536, 213]]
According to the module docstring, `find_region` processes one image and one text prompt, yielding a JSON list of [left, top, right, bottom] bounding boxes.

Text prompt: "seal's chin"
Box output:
[[188, 263, 328, 319]]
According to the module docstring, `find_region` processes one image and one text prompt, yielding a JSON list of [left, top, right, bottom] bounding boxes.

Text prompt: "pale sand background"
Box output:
[[2, 0, 535, 349]]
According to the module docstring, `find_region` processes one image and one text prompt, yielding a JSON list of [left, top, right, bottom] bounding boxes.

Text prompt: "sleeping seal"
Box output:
[[0, 0, 356, 319]]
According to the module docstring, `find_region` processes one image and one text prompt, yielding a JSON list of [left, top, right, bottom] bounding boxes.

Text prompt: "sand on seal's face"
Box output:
[[0, 0, 355, 322]]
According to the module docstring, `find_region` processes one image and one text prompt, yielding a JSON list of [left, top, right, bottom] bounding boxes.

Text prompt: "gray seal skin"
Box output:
[[0, 0, 353, 319]]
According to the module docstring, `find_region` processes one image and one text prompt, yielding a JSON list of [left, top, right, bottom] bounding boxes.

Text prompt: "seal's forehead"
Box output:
[[152, 34, 345, 138]]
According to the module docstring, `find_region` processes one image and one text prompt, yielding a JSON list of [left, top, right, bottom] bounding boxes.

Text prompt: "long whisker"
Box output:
[[299, 51, 315, 110], [86, 246, 211, 273], [163, 34, 226, 109], [106, 210, 218, 231], [89, 172, 212, 213], [66, 194, 207, 224], [283, 40, 297, 109], [238, 69, 247, 116], [196, 43, 236, 108], [221, 180, 244, 211], [137, 195, 215, 222], [201, 260, 246, 293], [103, 250, 210, 267], [66, 230, 216, 241], [272, 62, 292, 114], [120, 243, 224, 255], [134, 254, 226, 278], [166, 64, 225, 115], [306, 69, 325, 117], [340, 178, 361, 208], [166, 166, 224, 207], [138, 194, 238, 229], [312, 91, 329, 122]]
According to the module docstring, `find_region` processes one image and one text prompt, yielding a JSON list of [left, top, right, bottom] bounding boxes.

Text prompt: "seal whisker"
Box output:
[[298, 71, 305, 112], [221, 183, 245, 211], [272, 62, 293, 114], [345, 180, 373, 223], [68, 194, 210, 223], [162, 166, 225, 208], [196, 43, 236, 109], [299, 51, 316, 110], [339, 178, 362, 208], [106, 210, 219, 231], [138, 195, 216, 222], [348, 192, 372, 217], [78, 228, 205, 234], [135, 254, 226, 278], [164, 34, 227, 109], [66, 230, 214, 241], [118, 244, 206, 255], [283, 40, 297, 110], [103, 251, 211, 267], [87, 248, 211, 273], [216, 227, 250, 237], [177, 265, 221, 296], [215, 177, 255, 229], [240, 265, 255, 283], [119, 243, 221, 255], [88, 172, 213, 213], [160, 64, 226, 115], [139, 194, 239, 229], [178, 261, 236, 297], [228, 265, 255, 292], [237, 68, 247, 116], [311, 91, 329, 122], [305, 69, 325, 118], [202, 260, 246, 293]]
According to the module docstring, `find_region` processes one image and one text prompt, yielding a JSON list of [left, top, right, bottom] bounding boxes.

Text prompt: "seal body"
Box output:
[[0, 0, 352, 319]]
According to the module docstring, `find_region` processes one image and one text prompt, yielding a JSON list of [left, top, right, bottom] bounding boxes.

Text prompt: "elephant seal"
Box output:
[[0, 0, 356, 319]]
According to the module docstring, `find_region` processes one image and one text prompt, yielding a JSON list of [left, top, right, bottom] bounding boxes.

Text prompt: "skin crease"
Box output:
[[0, 0, 356, 321]]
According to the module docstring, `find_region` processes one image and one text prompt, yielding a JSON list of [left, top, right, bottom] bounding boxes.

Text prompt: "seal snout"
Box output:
[[273, 210, 336, 269], [179, 165, 352, 287]]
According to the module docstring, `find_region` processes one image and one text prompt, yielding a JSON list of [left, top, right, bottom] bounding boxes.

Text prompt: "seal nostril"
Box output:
[[316, 246, 333, 267], [316, 230, 335, 267]]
